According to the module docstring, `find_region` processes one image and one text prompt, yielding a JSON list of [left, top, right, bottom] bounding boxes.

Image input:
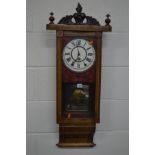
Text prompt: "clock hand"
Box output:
[[75, 47, 81, 61], [77, 47, 80, 57]]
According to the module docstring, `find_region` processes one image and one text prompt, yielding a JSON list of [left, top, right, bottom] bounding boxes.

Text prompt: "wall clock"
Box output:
[[46, 3, 112, 147]]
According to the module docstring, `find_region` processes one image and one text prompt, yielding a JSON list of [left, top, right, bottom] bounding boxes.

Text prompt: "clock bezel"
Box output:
[[62, 38, 96, 73]]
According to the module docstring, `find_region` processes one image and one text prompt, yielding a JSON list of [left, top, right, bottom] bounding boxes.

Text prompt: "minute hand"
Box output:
[[75, 48, 81, 61], [77, 47, 80, 57]]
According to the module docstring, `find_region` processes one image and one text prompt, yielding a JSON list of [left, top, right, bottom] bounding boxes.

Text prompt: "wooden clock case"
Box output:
[[46, 3, 112, 147]]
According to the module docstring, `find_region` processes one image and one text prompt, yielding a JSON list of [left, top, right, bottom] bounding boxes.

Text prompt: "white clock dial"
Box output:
[[63, 39, 96, 72]]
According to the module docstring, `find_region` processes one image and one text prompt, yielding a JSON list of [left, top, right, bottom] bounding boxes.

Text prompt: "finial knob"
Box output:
[[49, 12, 55, 24], [73, 3, 86, 24], [76, 3, 83, 13], [105, 14, 111, 25]]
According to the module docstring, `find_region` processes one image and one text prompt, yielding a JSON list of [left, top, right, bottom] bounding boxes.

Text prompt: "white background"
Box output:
[[0, 0, 155, 155]]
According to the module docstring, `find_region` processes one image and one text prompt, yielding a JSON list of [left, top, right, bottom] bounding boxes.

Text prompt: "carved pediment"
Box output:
[[58, 3, 100, 25]]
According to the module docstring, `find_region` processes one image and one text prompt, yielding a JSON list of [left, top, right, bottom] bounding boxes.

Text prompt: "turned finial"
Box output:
[[76, 3, 83, 13], [104, 14, 112, 31], [49, 12, 55, 24], [105, 14, 111, 25]]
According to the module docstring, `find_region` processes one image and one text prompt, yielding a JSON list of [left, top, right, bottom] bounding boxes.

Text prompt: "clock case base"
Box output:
[[57, 142, 95, 147], [57, 125, 96, 147]]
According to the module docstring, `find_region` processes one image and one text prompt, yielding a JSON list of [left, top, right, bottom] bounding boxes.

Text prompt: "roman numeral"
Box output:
[[66, 46, 71, 50], [71, 41, 76, 47], [76, 40, 81, 46], [88, 53, 93, 56], [65, 52, 70, 56], [66, 57, 71, 62], [71, 61, 75, 66], [77, 63, 80, 68], [86, 47, 91, 51], [84, 62, 87, 66], [83, 42, 86, 47], [86, 57, 92, 62]]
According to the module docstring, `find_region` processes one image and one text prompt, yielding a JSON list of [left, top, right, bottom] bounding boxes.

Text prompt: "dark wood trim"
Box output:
[[59, 118, 95, 125], [57, 125, 96, 147], [57, 143, 96, 147], [47, 24, 112, 32], [63, 31, 97, 37], [56, 31, 63, 123], [95, 32, 102, 123]]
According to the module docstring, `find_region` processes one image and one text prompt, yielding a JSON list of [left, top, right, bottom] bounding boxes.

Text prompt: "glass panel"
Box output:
[[63, 83, 89, 111]]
